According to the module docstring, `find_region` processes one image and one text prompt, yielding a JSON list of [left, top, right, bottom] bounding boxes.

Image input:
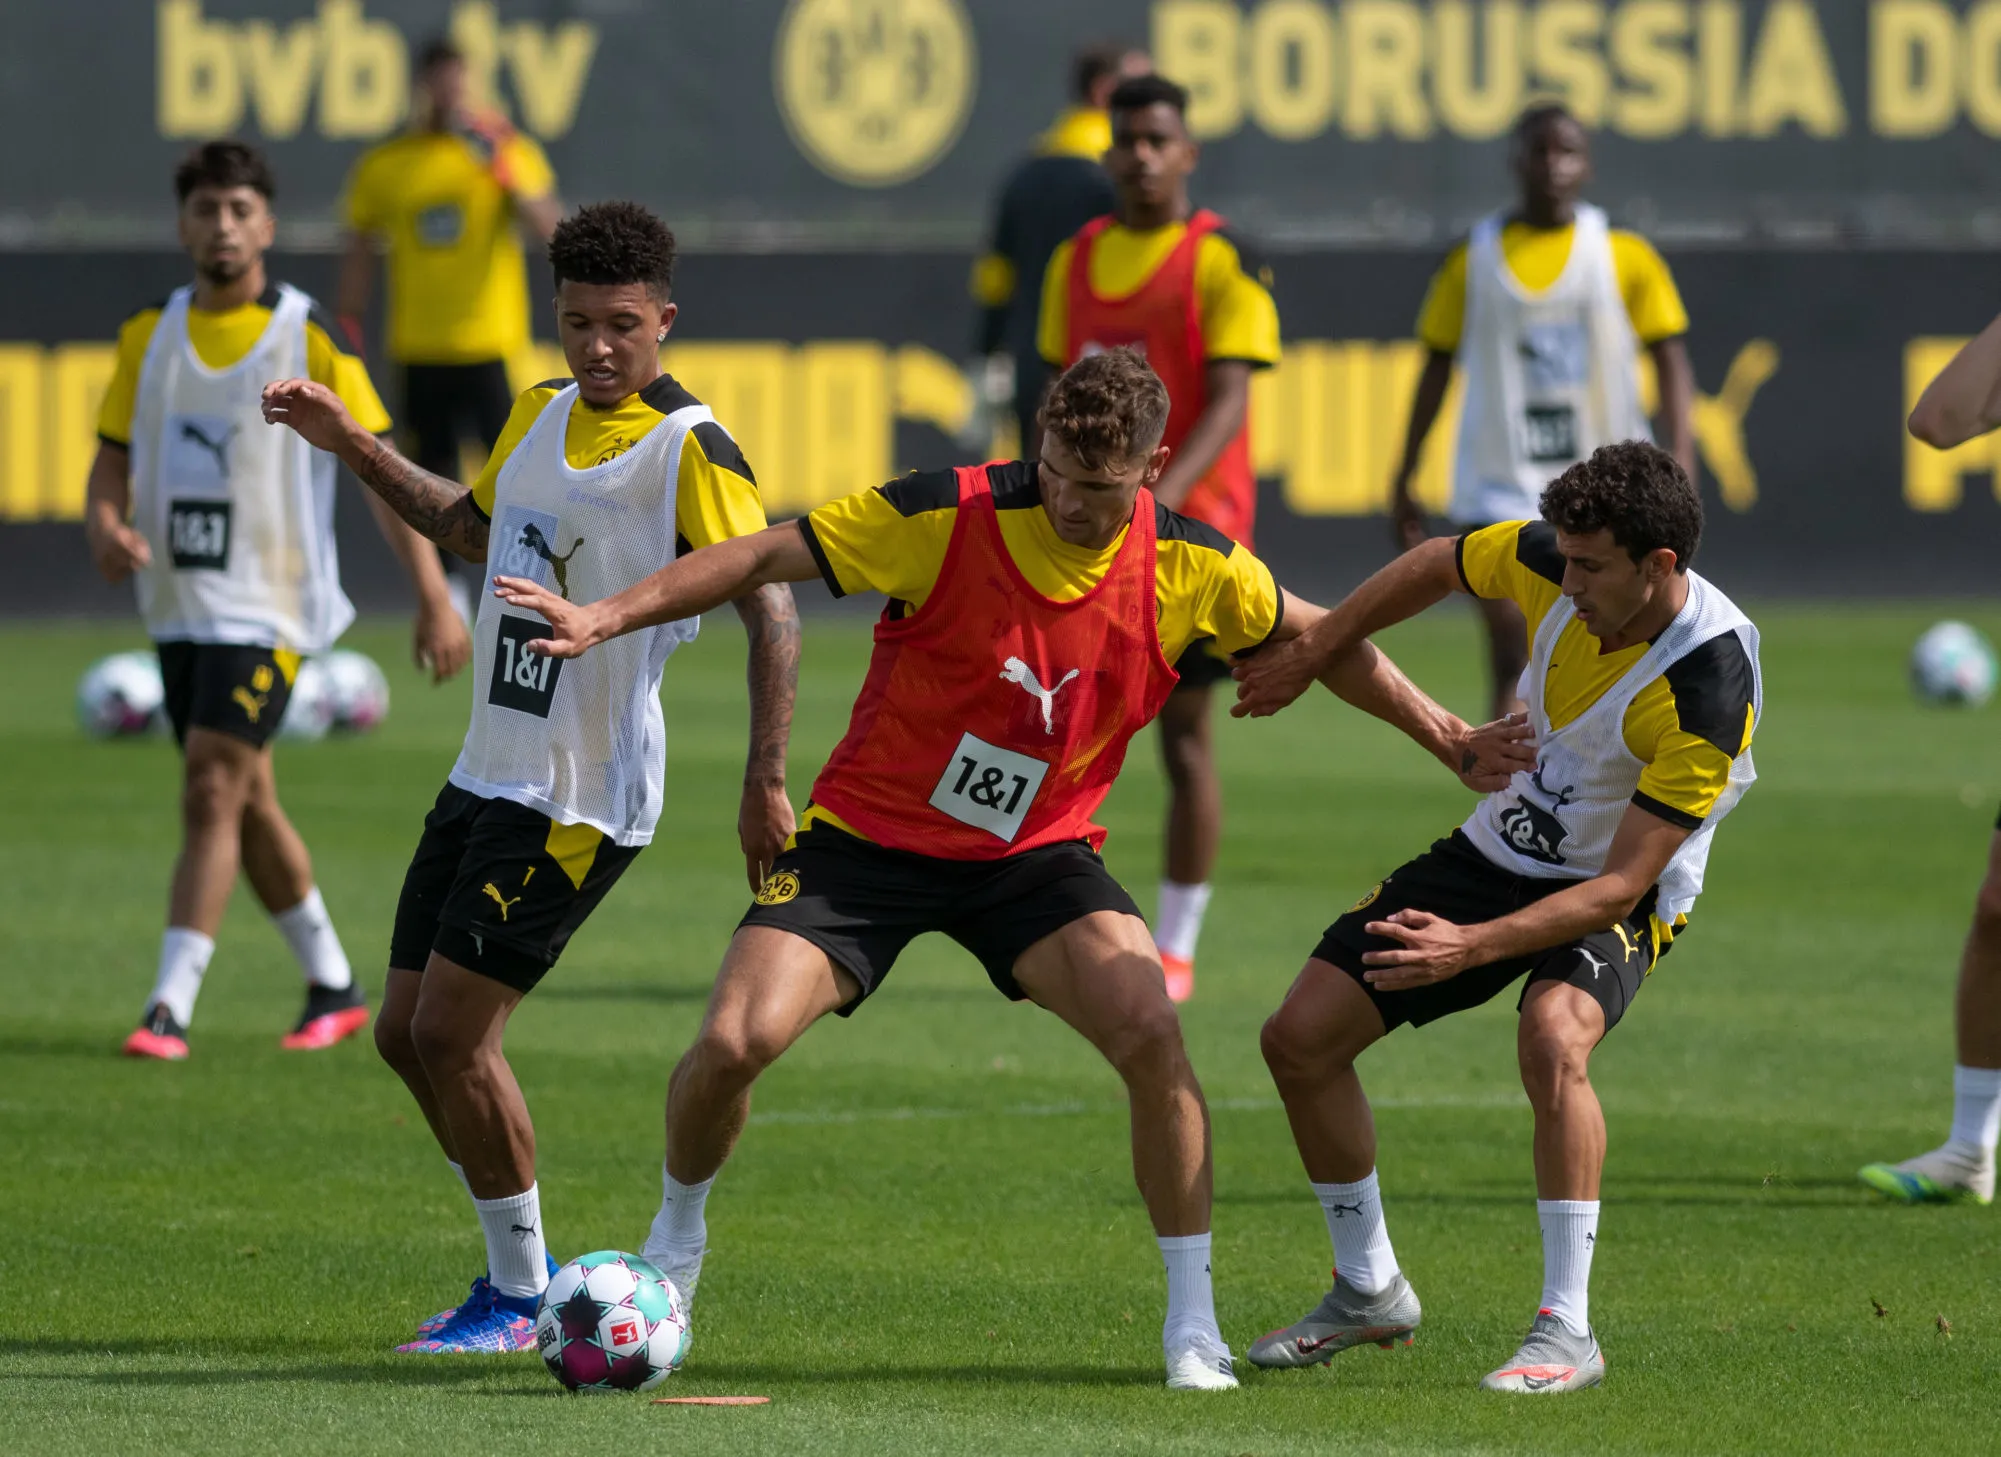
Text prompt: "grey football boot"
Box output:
[[1246, 1271, 1421, 1368], [1479, 1311, 1605, 1393]]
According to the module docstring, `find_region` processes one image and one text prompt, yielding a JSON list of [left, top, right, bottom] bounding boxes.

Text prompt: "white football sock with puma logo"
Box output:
[[475, 1184, 549, 1301], [1312, 1171, 1400, 1296]]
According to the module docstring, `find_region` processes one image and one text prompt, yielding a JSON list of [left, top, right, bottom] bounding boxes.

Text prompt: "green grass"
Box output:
[[4, 604, 2000, 1454]]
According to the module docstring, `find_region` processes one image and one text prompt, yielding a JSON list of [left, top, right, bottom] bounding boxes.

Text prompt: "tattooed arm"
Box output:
[[732, 581, 800, 890], [261, 378, 490, 561]]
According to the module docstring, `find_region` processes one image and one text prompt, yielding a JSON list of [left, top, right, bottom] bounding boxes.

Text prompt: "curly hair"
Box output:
[[548, 201, 676, 300], [174, 140, 275, 203], [1539, 440, 1702, 571], [1037, 349, 1170, 472]]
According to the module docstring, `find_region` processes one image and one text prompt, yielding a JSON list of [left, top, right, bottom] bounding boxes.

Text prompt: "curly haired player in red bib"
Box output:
[[493, 351, 1534, 1390]]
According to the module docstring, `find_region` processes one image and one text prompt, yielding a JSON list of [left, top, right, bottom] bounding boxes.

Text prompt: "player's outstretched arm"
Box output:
[[1232, 536, 1463, 719], [731, 582, 801, 890], [1318, 639, 1537, 792], [494, 521, 823, 660], [260, 379, 490, 561], [1358, 803, 1692, 991], [1910, 310, 2001, 449]]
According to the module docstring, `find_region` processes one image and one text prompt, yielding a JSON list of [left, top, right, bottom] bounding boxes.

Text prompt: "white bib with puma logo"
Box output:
[[451, 382, 705, 846], [130, 283, 352, 651]]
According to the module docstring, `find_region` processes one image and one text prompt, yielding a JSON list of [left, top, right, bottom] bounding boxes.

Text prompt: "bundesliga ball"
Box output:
[[536, 1250, 690, 1394], [277, 657, 337, 741], [1910, 621, 1998, 707], [320, 650, 390, 733], [77, 651, 165, 738]]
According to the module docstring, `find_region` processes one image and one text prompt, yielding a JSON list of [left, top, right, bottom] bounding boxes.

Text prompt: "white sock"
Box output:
[[148, 927, 215, 1027], [474, 1184, 549, 1301], [1949, 1064, 2001, 1157], [272, 888, 353, 991], [642, 1166, 714, 1267], [1155, 880, 1213, 962], [1312, 1172, 1400, 1295], [1537, 1199, 1600, 1336], [1157, 1233, 1221, 1348], [447, 1160, 473, 1198]]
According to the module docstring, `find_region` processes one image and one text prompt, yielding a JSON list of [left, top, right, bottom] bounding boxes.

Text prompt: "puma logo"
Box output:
[[510, 1221, 538, 1238], [230, 686, 267, 722], [1692, 340, 1779, 512], [482, 883, 523, 921], [1326, 1201, 1365, 1219], [1611, 924, 1641, 962], [1577, 949, 1608, 981], [999, 656, 1080, 735], [179, 419, 238, 477], [518, 522, 585, 600]]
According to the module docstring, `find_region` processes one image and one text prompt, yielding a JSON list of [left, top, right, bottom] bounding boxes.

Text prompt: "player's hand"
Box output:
[[1230, 634, 1322, 719], [738, 779, 796, 892], [1390, 491, 1429, 553], [459, 110, 520, 189], [85, 514, 151, 583], [1360, 908, 1479, 989], [1455, 712, 1538, 792], [413, 598, 472, 684], [261, 379, 364, 455], [490, 576, 609, 657]]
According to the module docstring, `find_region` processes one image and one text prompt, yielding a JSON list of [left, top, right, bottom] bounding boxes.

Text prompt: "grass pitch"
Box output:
[[3, 604, 1998, 1455]]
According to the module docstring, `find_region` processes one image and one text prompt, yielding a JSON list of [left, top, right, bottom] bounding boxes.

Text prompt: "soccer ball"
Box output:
[[536, 1250, 690, 1393], [76, 651, 165, 738], [276, 657, 337, 741], [1910, 621, 1998, 707], [320, 650, 391, 733]]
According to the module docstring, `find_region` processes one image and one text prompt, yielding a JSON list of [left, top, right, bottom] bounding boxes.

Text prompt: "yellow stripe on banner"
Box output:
[[545, 819, 603, 890]]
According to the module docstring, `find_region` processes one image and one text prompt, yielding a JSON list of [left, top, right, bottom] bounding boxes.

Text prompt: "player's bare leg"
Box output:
[[1156, 685, 1221, 1002], [1479, 979, 1609, 1392], [643, 926, 860, 1303], [1861, 831, 2001, 1204], [238, 752, 313, 913], [1250, 960, 1420, 1369], [375, 967, 457, 1156], [125, 729, 259, 1058], [1011, 909, 1234, 1389], [1476, 593, 1530, 719]]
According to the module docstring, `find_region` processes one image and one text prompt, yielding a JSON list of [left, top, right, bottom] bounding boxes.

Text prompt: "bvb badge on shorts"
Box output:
[[773, 0, 976, 187], [1348, 882, 1384, 914], [755, 870, 801, 906]]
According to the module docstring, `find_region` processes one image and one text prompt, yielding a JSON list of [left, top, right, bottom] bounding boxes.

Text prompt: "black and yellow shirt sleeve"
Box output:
[[1456, 519, 1565, 623], [468, 375, 766, 547], [1153, 504, 1281, 660], [97, 290, 391, 447]]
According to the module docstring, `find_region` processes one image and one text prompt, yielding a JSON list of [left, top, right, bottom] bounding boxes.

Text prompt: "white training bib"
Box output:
[[449, 382, 706, 846], [1459, 572, 1761, 925], [129, 284, 352, 651], [1450, 206, 1653, 526]]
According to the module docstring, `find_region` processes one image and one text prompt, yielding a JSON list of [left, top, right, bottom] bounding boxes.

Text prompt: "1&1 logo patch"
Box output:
[[168, 499, 232, 569], [489, 614, 563, 717]]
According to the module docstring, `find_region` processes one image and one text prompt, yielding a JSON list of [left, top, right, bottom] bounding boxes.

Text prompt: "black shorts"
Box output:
[[389, 783, 643, 992], [399, 361, 514, 479], [1312, 830, 1669, 1034], [1172, 636, 1235, 690], [156, 641, 295, 749], [738, 819, 1143, 1013]]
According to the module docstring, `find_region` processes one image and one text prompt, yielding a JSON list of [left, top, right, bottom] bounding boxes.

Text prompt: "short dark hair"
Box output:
[[1072, 43, 1129, 102], [1516, 99, 1581, 142], [1540, 441, 1702, 571], [1037, 349, 1170, 471], [1108, 73, 1188, 120], [417, 37, 464, 73], [548, 201, 677, 301], [173, 140, 275, 204]]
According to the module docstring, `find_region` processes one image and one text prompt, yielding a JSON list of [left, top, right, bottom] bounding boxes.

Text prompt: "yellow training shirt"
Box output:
[[1417, 222, 1689, 355], [1037, 221, 1281, 369], [342, 126, 556, 365], [98, 286, 389, 446], [1457, 520, 1754, 830], [470, 376, 766, 554]]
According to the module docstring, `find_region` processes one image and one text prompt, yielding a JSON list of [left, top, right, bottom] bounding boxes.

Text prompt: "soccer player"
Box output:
[[338, 37, 561, 618], [84, 140, 467, 1061], [970, 41, 1149, 449], [1237, 442, 1759, 1393], [261, 201, 799, 1353], [492, 350, 1532, 1390], [1389, 103, 1696, 721], [1854, 319, 2001, 1205], [1035, 72, 1281, 1003]]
